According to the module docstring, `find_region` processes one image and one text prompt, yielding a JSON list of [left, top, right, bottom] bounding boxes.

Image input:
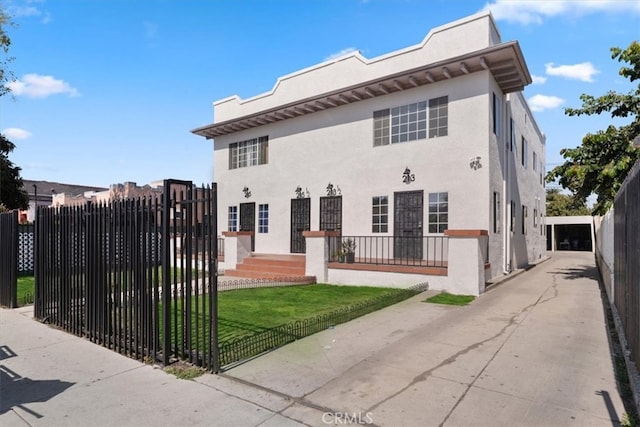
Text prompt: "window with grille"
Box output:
[[228, 206, 237, 231], [258, 204, 269, 233], [428, 192, 448, 233], [229, 136, 268, 169], [429, 96, 448, 138], [373, 97, 447, 146], [372, 196, 388, 233]]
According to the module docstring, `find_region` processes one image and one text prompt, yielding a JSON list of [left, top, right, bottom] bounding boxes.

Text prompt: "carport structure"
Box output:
[[546, 215, 595, 252]]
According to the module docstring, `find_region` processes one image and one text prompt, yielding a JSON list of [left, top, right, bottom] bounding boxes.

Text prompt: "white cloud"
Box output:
[[7, 0, 51, 24], [7, 74, 79, 98], [144, 21, 158, 39], [483, 0, 640, 25], [528, 94, 564, 112], [531, 74, 547, 84], [545, 62, 599, 82], [324, 47, 359, 62], [2, 127, 32, 140]]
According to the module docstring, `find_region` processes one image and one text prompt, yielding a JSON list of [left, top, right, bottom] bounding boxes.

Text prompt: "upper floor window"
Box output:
[[509, 117, 515, 152], [493, 93, 501, 136], [533, 151, 538, 171], [372, 196, 388, 233], [229, 136, 268, 170], [521, 136, 528, 168], [373, 97, 447, 146], [429, 96, 448, 138]]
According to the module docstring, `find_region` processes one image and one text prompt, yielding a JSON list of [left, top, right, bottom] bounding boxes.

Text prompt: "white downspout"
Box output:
[[503, 96, 511, 274]]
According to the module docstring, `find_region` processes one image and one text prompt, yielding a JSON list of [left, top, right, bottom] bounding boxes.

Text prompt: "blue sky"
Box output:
[[1, 0, 639, 188]]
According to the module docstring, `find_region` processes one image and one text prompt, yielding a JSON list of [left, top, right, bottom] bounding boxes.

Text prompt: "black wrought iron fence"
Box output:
[[218, 282, 428, 368], [614, 159, 640, 371], [0, 210, 18, 308], [328, 235, 448, 267], [34, 180, 220, 371]]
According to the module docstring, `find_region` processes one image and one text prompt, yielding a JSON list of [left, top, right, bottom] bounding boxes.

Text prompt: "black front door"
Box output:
[[394, 191, 423, 260], [291, 198, 310, 253], [240, 202, 255, 251], [320, 196, 342, 232]]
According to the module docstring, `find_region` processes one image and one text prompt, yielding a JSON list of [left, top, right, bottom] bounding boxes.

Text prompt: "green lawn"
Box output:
[[17, 276, 35, 306], [219, 284, 392, 329], [424, 292, 475, 306], [167, 284, 405, 345]]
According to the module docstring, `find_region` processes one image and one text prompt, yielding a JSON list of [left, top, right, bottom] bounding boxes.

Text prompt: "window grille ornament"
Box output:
[[295, 186, 309, 199], [326, 182, 341, 196], [243, 186, 252, 198], [402, 167, 415, 184]]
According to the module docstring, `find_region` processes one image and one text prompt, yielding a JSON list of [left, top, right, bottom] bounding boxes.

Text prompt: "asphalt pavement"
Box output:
[[0, 251, 629, 426]]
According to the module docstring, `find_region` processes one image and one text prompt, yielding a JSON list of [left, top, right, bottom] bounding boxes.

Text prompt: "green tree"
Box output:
[[1, 134, 28, 209], [546, 188, 591, 216], [0, 7, 15, 97], [546, 41, 640, 215], [0, 8, 27, 209]]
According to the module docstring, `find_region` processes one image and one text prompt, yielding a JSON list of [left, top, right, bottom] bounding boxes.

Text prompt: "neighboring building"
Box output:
[[192, 12, 546, 293], [20, 180, 108, 222]]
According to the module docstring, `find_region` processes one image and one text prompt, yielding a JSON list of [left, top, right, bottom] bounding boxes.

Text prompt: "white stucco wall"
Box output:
[[215, 72, 494, 256], [214, 12, 500, 122], [206, 11, 545, 287], [502, 92, 547, 270]]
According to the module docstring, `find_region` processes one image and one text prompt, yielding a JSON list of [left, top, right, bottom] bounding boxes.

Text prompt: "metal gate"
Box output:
[[0, 210, 18, 308], [34, 180, 220, 372], [320, 196, 342, 232], [291, 198, 310, 253], [240, 202, 255, 251], [394, 191, 423, 260]]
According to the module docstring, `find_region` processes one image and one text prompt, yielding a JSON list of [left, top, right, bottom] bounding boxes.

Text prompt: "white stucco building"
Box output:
[[193, 12, 546, 295]]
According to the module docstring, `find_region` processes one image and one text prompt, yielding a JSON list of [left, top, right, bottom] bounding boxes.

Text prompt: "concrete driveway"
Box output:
[[210, 251, 628, 426], [0, 251, 628, 426]]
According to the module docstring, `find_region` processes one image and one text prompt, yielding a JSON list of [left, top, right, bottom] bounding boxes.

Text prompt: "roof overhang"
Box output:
[[192, 41, 531, 139]]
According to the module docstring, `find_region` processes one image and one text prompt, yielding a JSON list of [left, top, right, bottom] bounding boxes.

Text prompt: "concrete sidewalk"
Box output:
[[0, 252, 629, 426]]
